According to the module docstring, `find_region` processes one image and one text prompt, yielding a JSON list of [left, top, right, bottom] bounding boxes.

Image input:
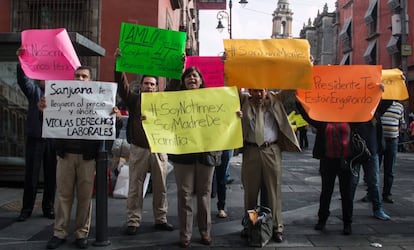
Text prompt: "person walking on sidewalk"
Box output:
[[15, 53, 56, 222], [114, 50, 174, 235], [239, 89, 300, 243]]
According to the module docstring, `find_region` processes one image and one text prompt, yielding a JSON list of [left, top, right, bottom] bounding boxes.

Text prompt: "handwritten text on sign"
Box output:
[[296, 65, 383, 122], [19, 28, 81, 80], [42, 80, 117, 140], [223, 39, 313, 89], [116, 23, 186, 79], [381, 68, 409, 100], [185, 56, 224, 87], [141, 87, 243, 154]]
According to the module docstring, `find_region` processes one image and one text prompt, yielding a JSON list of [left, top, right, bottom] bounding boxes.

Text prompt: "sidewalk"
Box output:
[[1, 142, 414, 249]]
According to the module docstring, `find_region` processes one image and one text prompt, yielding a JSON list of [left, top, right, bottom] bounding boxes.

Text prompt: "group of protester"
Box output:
[[16, 42, 408, 250]]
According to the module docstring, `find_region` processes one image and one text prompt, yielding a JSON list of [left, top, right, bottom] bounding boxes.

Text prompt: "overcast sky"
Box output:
[[198, 0, 336, 56]]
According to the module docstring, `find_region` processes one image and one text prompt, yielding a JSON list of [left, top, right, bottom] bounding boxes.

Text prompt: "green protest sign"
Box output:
[[116, 23, 186, 79]]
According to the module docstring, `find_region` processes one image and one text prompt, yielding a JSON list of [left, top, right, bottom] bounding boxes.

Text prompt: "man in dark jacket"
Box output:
[[114, 68, 173, 236], [16, 63, 56, 222]]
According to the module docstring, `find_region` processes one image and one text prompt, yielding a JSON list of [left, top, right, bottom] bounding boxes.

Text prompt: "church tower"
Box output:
[[271, 0, 293, 38]]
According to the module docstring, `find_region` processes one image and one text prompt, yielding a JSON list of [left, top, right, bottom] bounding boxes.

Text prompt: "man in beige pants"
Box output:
[[114, 67, 173, 235], [240, 89, 300, 243]]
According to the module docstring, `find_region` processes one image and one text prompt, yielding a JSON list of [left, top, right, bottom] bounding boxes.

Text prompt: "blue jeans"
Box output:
[[214, 150, 233, 210], [225, 149, 234, 182], [379, 138, 398, 197], [351, 153, 382, 212]]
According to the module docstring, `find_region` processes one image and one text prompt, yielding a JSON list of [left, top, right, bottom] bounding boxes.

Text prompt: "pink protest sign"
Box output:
[[185, 56, 224, 87], [19, 28, 81, 80]]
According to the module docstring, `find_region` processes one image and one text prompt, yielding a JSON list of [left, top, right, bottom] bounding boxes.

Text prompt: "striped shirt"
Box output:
[[381, 101, 405, 138]]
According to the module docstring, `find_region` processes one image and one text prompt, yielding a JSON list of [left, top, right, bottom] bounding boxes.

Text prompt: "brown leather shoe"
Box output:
[[179, 239, 190, 248], [200, 237, 212, 245], [273, 232, 283, 243]]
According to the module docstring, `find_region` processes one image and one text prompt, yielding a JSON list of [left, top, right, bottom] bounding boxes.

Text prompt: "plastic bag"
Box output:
[[111, 138, 130, 158], [112, 164, 129, 198]]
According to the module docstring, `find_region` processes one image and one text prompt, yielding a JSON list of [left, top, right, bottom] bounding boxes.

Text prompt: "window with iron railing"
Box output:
[[12, 0, 94, 38], [364, 0, 378, 38], [340, 18, 352, 53]]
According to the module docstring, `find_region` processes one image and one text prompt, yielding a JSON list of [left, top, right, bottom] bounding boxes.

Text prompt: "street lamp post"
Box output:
[[216, 0, 248, 39]]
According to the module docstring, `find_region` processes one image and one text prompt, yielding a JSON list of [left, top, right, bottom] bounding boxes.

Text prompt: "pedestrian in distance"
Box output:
[[379, 100, 405, 203], [213, 149, 234, 219]]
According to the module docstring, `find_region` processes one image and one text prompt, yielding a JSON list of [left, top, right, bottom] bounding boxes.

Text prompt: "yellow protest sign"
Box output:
[[287, 110, 297, 132], [294, 114, 308, 128], [288, 110, 296, 123], [296, 65, 383, 122], [141, 87, 243, 154], [223, 39, 313, 89], [382, 68, 409, 100]]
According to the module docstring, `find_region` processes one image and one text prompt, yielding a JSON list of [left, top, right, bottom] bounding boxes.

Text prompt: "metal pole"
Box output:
[[400, 0, 408, 86], [229, 0, 233, 39], [93, 141, 111, 246]]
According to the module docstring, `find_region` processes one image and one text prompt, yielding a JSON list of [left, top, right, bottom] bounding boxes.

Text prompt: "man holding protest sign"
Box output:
[[239, 89, 301, 243], [40, 66, 101, 249], [114, 49, 174, 236], [16, 55, 57, 222]]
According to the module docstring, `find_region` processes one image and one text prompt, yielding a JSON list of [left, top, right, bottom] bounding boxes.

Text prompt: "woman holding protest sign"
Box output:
[[168, 67, 215, 248], [169, 66, 244, 248]]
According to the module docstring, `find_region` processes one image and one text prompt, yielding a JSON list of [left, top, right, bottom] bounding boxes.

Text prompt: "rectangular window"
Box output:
[[364, 40, 377, 65], [339, 18, 352, 53], [12, 0, 93, 38], [364, 0, 378, 37]]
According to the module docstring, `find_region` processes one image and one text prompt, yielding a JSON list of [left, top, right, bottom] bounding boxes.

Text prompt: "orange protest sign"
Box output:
[[223, 39, 312, 90], [296, 65, 383, 122], [382, 68, 409, 100]]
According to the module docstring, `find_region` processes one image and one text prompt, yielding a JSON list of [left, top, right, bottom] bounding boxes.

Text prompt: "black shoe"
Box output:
[[226, 178, 235, 185], [361, 195, 371, 202], [125, 226, 139, 235], [383, 196, 394, 203], [46, 236, 66, 249], [273, 232, 283, 243], [16, 213, 30, 222], [343, 224, 352, 235], [314, 220, 326, 231], [75, 238, 88, 249], [43, 211, 55, 220], [240, 228, 248, 238], [154, 222, 174, 231]]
